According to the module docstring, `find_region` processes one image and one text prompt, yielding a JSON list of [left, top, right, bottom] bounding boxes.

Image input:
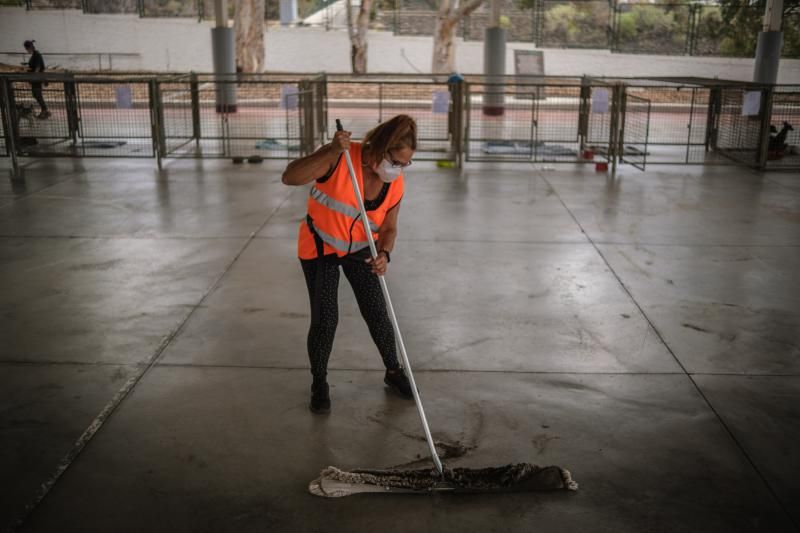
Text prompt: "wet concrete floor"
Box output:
[[1, 157, 798, 532]]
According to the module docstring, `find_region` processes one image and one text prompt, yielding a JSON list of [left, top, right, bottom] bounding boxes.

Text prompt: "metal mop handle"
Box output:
[[335, 119, 444, 476]]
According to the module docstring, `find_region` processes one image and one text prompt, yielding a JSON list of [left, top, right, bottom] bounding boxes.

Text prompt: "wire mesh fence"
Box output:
[[712, 86, 768, 168], [323, 77, 454, 160], [462, 7, 536, 42], [378, 1, 798, 58], [765, 86, 800, 170], [7, 77, 76, 158], [380, 0, 535, 42], [585, 81, 618, 163], [140, 0, 199, 17], [26, 0, 80, 8], [464, 78, 615, 164], [616, 81, 714, 165], [0, 85, 8, 157], [689, 4, 757, 56], [156, 74, 316, 160], [82, 0, 138, 13], [0, 52, 142, 72], [74, 79, 155, 157], [9, 0, 799, 59], [612, 3, 693, 55], [620, 93, 650, 170], [534, 0, 611, 49], [1, 73, 798, 174]]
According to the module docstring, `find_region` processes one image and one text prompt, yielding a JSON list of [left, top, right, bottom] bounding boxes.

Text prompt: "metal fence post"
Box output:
[[463, 81, 472, 165], [449, 79, 465, 168], [705, 85, 721, 153], [1, 78, 21, 180], [378, 82, 383, 123], [149, 79, 165, 169], [190, 72, 201, 145], [606, 0, 616, 50], [756, 86, 775, 170], [64, 74, 80, 146], [315, 75, 326, 146], [299, 80, 315, 156], [321, 73, 329, 140], [578, 76, 590, 154], [686, 4, 699, 56], [612, 82, 624, 174], [532, 0, 544, 46]]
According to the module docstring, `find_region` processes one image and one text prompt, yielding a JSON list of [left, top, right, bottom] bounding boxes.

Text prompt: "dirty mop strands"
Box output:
[[310, 464, 578, 497], [308, 120, 578, 497]]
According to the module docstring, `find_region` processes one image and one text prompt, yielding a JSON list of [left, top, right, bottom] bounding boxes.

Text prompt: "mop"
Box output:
[[309, 120, 578, 497]]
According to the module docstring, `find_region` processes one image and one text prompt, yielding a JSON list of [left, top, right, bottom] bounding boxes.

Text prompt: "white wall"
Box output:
[[2, 7, 799, 82], [0, 7, 212, 71]]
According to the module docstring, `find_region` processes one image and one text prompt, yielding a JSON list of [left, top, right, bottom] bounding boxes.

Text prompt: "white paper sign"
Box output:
[[115, 86, 132, 109], [432, 90, 451, 114], [280, 85, 299, 110], [592, 88, 609, 114], [742, 91, 761, 116]]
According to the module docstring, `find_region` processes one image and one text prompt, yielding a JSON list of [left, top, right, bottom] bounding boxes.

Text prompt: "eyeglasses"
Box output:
[[386, 150, 413, 168]]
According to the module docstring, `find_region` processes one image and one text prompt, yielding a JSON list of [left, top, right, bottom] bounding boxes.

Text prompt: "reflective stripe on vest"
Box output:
[[313, 224, 370, 254], [309, 186, 380, 233]]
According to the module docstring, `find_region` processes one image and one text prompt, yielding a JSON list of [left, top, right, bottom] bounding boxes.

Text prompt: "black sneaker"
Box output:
[[384, 369, 414, 399], [310, 381, 330, 414]]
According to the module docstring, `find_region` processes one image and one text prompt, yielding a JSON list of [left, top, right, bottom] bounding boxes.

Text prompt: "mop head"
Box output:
[[309, 463, 578, 497]]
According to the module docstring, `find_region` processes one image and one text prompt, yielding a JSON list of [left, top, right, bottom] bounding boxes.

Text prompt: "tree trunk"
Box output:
[[432, 0, 486, 74], [235, 0, 266, 73], [432, 6, 458, 74], [347, 0, 372, 74]]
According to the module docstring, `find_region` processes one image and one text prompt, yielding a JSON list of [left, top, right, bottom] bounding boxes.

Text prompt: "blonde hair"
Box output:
[[362, 114, 417, 166]]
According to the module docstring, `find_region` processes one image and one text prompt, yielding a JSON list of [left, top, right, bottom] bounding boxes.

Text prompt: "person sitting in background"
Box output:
[[23, 40, 50, 120]]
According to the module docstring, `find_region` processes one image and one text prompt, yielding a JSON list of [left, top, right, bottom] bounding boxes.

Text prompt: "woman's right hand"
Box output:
[[331, 130, 351, 154]]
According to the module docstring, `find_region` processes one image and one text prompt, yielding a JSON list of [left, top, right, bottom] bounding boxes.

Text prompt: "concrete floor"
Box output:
[[1, 157, 798, 532]]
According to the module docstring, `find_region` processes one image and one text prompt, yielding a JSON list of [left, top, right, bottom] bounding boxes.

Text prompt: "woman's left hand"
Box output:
[[366, 252, 389, 276]]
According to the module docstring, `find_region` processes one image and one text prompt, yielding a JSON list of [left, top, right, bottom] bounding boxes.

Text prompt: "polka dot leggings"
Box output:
[[300, 254, 400, 380]]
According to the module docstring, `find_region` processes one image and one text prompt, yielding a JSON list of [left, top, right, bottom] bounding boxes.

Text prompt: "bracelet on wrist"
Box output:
[[379, 249, 391, 263]]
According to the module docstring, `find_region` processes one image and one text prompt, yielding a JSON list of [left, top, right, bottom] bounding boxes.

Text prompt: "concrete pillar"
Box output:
[[483, 26, 507, 116], [280, 0, 298, 26], [212, 0, 237, 113], [753, 0, 783, 84]]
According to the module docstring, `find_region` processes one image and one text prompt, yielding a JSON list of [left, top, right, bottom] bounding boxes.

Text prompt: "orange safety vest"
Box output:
[[298, 142, 404, 260]]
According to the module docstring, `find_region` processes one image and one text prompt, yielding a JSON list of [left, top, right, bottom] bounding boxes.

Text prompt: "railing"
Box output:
[[1, 72, 798, 179], [380, 1, 799, 59], [0, 52, 142, 71]]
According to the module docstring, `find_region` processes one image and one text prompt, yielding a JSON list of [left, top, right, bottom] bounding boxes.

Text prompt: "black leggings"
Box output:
[[301, 254, 399, 380], [31, 83, 47, 112]]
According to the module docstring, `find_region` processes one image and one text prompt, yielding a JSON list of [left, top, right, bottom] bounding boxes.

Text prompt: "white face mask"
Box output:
[[375, 159, 402, 183]]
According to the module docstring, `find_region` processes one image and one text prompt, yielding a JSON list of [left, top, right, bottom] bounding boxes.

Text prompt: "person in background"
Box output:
[[24, 40, 50, 119]]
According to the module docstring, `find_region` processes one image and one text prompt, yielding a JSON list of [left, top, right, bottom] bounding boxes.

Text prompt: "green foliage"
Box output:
[[783, 17, 800, 59], [713, 0, 800, 58], [616, 4, 690, 53], [540, 2, 609, 48], [517, 0, 798, 58]]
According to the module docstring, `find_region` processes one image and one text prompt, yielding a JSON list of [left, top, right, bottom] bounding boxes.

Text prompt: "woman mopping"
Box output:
[[282, 115, 417, 414]]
